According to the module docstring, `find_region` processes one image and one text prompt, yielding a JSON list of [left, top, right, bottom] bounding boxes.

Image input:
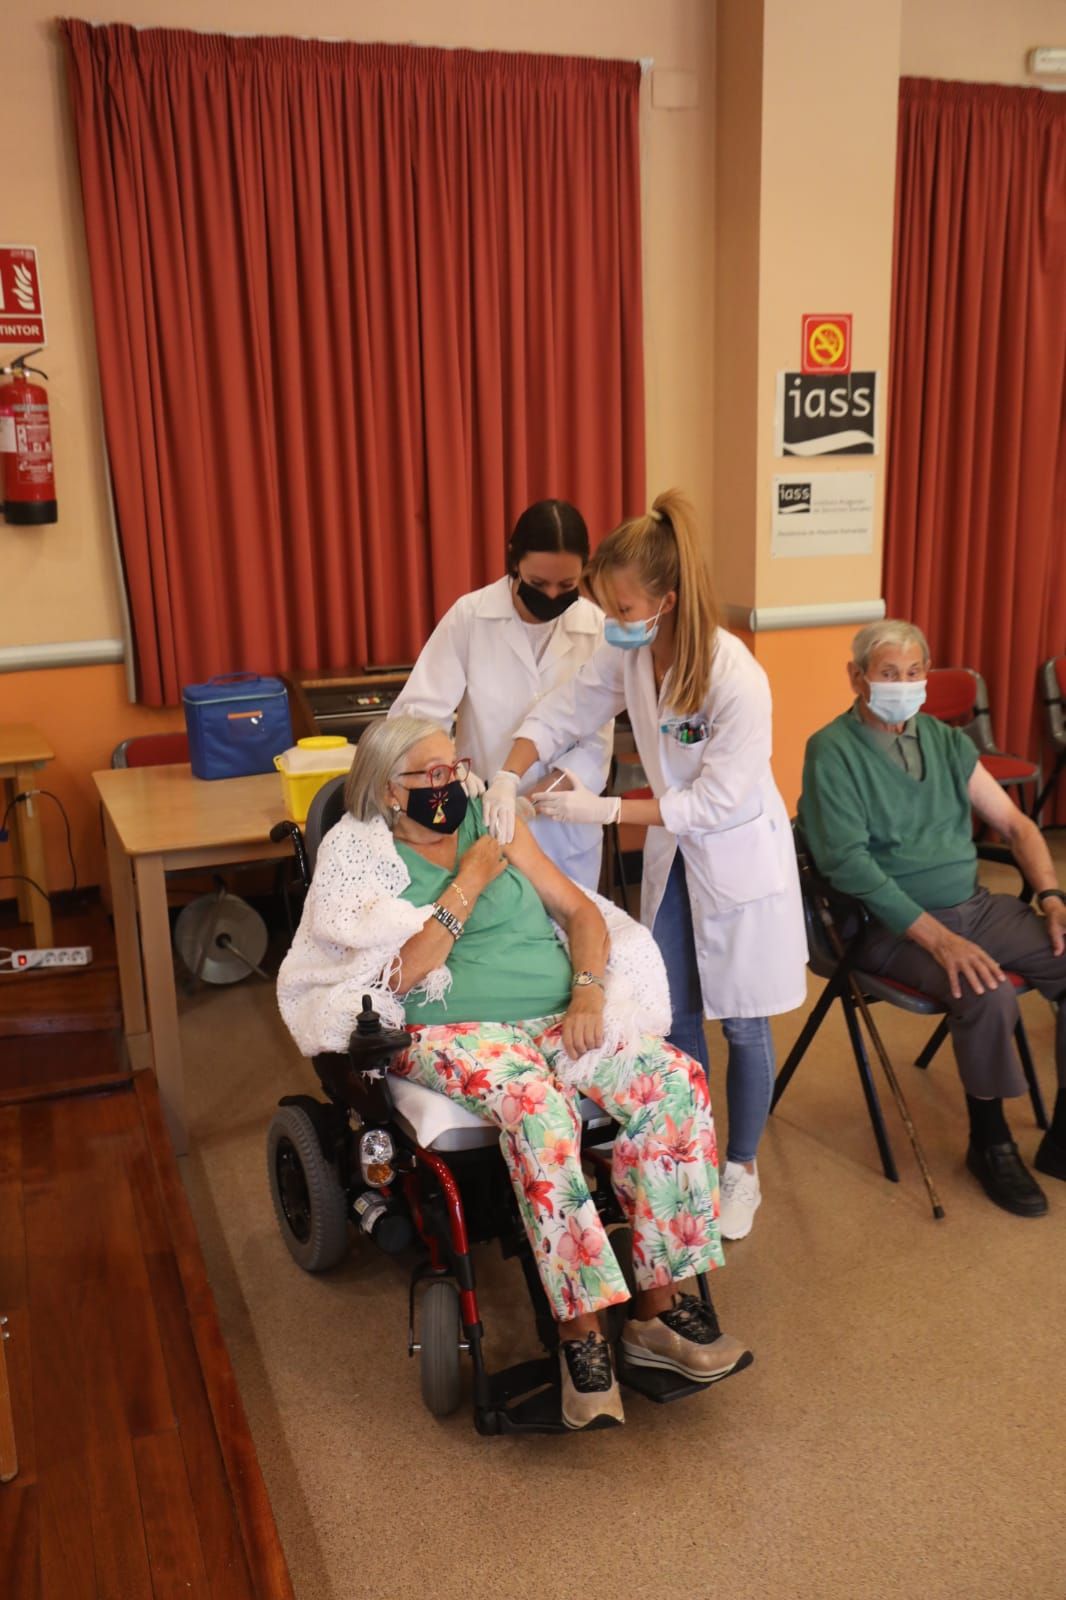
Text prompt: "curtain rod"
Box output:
[[78, 19, 652, 68]]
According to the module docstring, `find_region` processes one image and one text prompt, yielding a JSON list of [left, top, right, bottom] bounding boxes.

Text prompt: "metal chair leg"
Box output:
[[1014, 1019, 1049, 1130], [1031, 750, 1066, 825], [915, 1016, 950, 1070], [771, 977, 840, 1111], [840, 993, 901, 1184]]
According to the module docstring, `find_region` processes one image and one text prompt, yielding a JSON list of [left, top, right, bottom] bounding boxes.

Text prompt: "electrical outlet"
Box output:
[[9, 946, 93, 970]]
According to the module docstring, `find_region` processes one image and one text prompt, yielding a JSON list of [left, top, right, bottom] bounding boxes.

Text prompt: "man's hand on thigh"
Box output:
[[907, 913, 1006, 999]]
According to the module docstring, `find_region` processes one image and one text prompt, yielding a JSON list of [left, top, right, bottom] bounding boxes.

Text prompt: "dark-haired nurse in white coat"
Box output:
[[390, 500, 611, 890]]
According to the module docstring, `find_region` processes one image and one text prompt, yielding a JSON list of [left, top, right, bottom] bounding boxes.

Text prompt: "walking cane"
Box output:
[[818, 897, 946, 1221]]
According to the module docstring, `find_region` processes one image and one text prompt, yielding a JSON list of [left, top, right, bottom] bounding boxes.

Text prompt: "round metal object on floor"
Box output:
[[174, 892, 269, 984]]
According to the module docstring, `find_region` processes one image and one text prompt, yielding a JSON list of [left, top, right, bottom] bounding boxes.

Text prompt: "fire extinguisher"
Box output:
[[0, 349, 57, 525]]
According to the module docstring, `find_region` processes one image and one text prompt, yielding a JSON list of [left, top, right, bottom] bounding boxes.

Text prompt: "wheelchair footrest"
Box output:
[[617, 1354, 721, 1404], [477, 1356, 568, 1435]]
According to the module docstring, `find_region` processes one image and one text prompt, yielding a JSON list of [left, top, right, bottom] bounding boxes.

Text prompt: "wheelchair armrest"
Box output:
[[312, 1043, 398, 1125]]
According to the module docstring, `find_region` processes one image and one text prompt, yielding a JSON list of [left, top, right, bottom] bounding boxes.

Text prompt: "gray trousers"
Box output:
[[858, 888, 1066, 1099]]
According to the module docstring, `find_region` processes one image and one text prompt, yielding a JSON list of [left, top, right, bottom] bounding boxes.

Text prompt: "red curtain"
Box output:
[[61, 24, 645, 705], [885, 79, 1066, 792]]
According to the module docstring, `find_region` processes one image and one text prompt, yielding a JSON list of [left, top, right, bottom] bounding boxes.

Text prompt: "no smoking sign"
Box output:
[[801, 313, 851, 374]]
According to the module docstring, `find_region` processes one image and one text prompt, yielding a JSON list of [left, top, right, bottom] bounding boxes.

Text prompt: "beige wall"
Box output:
[[1, 0, 715, 658], [714, 0, 901, 618], [902, 0, 1066, 83], [755, 0, 901, 611]]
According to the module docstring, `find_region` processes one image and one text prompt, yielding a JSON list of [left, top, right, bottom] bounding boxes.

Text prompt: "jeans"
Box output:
[[652, 852, 777, 1165]]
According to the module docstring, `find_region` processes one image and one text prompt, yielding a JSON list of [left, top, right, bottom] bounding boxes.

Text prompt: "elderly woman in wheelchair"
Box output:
[[275, 715, 751, 1432]]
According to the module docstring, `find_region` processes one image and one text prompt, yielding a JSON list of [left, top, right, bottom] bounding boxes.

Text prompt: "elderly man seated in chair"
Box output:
[[798, 619, 1066, 1218]]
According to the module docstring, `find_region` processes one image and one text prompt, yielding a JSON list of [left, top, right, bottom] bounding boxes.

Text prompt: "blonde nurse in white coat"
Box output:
[[486, 490, 808, 1241], [390, 500, 612, 891]]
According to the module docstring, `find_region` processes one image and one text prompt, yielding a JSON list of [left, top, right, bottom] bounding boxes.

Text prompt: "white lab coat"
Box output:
[[518, 628, 808, 1020], [391, 576, 612, 890]]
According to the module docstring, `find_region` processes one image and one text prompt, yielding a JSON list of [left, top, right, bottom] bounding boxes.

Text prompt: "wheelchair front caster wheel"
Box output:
[[419, 1280, 463, 1417], [267, 1104, 349, 1272]]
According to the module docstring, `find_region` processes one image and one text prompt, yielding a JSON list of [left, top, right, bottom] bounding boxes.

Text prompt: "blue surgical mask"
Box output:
[[604, 600, 665, 651], [865, 677, 927, 724]]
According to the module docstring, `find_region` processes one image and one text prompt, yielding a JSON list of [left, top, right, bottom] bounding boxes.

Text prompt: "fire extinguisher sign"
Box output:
[[0, 246, 46, 345]]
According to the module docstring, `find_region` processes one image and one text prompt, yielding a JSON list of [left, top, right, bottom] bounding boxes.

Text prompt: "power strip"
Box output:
[[8, 946, 93, 971]]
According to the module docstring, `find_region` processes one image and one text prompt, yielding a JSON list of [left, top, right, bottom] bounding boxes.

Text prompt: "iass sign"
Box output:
[[774, 371, 878, 457]]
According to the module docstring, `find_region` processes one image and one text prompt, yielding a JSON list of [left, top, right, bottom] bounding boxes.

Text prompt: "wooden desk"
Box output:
[[93, 764, 291, 1154], [0, 722, 56, 948]]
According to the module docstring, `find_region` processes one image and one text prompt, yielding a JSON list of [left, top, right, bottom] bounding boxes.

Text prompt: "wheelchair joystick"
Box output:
[[348, 995, 411, 1073], [355, 994, 380, 1033]]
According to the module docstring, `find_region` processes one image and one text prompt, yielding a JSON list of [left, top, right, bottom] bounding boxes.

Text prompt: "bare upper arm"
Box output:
[[503, 816, 601, 928], [968, 761, 1021, 835]]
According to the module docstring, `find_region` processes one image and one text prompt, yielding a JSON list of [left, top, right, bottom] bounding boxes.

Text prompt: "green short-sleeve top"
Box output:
[[395, 798, 574, 1025]]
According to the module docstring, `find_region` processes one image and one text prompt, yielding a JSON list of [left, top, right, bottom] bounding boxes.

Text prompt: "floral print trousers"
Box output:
[[393, 1015, 725, 1320]]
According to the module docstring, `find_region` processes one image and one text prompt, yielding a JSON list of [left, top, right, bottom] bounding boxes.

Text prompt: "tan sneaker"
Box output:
[[621, 1293, 752, 1384], [559, 1333, 625, 1429]]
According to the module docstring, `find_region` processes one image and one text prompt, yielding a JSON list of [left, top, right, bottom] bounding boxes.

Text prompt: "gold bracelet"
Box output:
[[448, 880, 470, 911]]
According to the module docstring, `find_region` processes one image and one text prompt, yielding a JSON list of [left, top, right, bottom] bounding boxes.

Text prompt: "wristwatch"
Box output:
[[572, 971, 605, 990], [1036, 888, 1066, 907]]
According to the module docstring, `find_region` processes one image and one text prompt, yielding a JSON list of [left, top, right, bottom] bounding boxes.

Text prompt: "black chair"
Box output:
[[772, 829, 1048, 1205], [1032, 656, 1066, 825]]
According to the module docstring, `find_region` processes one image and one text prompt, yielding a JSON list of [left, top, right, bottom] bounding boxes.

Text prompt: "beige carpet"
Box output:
[[177, 858, 1066, 1600]]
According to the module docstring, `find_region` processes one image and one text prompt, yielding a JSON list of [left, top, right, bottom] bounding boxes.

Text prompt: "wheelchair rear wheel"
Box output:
[[419, 1280, 463, 1417], [267, 1104, 349, 1272]]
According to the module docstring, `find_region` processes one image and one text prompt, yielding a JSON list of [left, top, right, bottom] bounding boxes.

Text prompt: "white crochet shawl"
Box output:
[[277, 812, 672, 1088]]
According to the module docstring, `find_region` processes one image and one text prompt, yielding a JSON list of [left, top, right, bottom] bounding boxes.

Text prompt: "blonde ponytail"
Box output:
[[584, 488, 718, 716]]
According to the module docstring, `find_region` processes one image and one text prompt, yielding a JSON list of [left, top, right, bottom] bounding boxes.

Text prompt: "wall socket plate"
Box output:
[[9, 947, 93, 970]]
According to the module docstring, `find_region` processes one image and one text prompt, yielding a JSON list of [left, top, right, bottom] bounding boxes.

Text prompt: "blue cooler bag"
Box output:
[[183, 673, 293, 780]]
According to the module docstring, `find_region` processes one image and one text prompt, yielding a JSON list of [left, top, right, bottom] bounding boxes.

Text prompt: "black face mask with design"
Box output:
[[403, 779, 469, 835], [516, 578, 580, 623]]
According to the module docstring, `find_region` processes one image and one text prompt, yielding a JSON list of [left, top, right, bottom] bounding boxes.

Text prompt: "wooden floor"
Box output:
[[0, 903, 122, 1042], [0, 1072, 294, 1600]]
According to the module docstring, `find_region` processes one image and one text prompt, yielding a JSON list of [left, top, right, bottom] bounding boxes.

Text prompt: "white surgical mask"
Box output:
[[865, 677, 927, 724]]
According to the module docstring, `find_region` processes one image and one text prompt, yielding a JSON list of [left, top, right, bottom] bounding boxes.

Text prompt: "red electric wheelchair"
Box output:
[[267, 777, 739, 1434]]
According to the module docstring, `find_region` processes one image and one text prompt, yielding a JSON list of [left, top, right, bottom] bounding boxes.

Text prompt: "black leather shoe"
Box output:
[[1033, 1131, 1066, 1183], [966, 1141, 1048, 1217]]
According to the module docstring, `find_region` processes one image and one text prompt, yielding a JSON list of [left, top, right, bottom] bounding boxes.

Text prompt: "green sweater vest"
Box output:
[[798, 710, 980, 935]]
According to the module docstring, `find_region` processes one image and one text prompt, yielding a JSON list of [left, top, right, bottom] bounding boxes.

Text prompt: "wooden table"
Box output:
[[93, 764, 291, 1155], [0, 723, 56, 948]]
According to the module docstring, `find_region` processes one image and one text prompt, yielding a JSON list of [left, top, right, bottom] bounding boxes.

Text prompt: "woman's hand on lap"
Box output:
[[562, 985, 605, 1059]]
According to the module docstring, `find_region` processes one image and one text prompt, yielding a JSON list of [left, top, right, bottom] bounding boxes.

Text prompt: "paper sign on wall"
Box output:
[[775, 371, 878, 456], [0, 246, 45, 345], [772, 472, 874, 558]]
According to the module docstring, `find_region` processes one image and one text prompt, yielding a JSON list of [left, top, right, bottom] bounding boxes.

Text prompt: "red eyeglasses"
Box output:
[[395, 757, 472, 789]]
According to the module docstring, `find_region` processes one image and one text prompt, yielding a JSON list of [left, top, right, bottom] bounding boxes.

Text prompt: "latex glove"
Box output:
[[484, 769, 520, 844], [533, 769, 620, 827], [463, 769, 487, 799]]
